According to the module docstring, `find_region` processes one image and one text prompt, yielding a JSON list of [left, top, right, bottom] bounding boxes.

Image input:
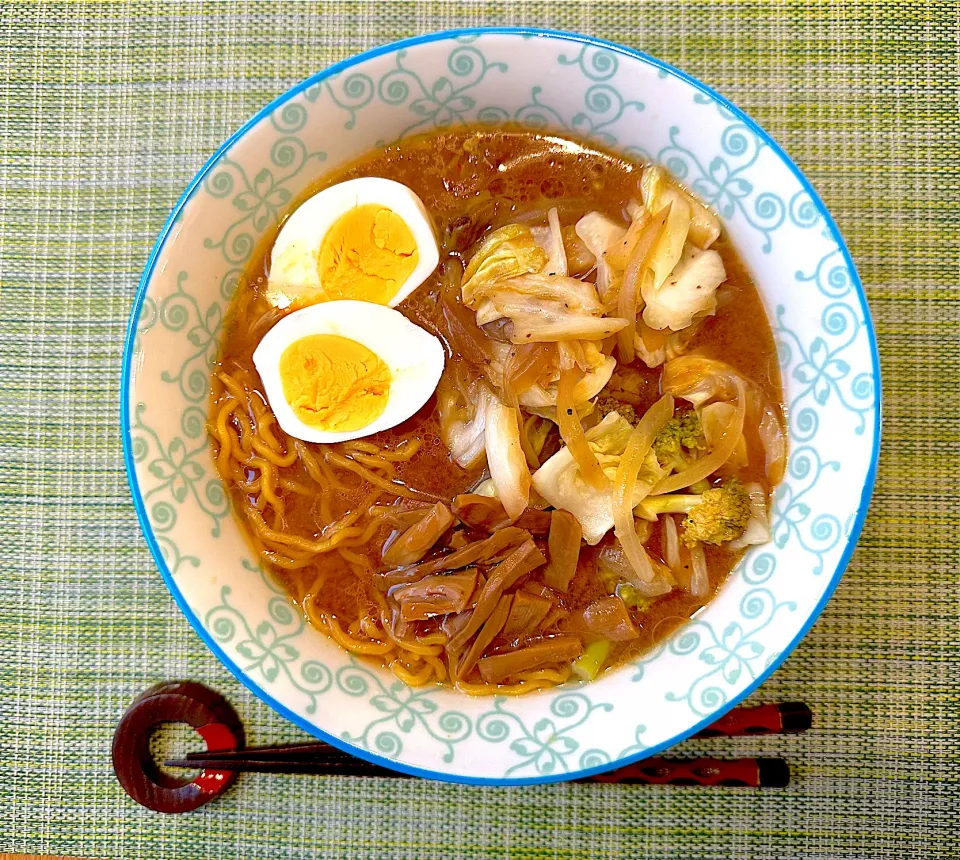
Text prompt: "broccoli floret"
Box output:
[[639, 478, 749, 547], [652, 409, 706, 472], [594, 393, 637, 424]]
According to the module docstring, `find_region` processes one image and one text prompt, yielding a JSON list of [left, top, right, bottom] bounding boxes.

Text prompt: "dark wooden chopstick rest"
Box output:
[[112, 681, 245, 813]]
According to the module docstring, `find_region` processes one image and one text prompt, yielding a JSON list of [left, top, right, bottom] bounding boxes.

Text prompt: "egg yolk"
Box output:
[[318, 204, 419, 304], [279, 334, 391, 432]]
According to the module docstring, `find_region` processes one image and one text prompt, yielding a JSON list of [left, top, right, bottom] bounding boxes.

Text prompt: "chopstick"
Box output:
[[692, 700, 811, 737], [165, 702, 809, 787], [166, 752, 790, 787]]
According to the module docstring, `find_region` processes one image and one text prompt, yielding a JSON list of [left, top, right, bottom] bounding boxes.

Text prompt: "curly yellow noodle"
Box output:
[[291, 444, 338, 525], [279, 477, 312, 496], [376, 613, 445, 655], [239, 477, 261, 493], [457, 666, 573, 697], [234, 408, 254, 455], [376, 439, 422, 462], [321, 612, 395, 656], [390, 660, 434, 687], [326, 451, 438, 501], [256, 412, 283, 450], [316, 445, 351, 490], [268, 505, 284, 532], [251, 457, 285, 517], [251, 435, 298, 467], [358, 615, 383, 640], [369, 587, 389, 614], [422, 653, 448, 682], [342, 440, 381, 455], [302, 568, 329, 602], [263, 551, 316, 571], [337, 546, 374, 572], [346, 452, 396, 475], [246, 508, 364, 554], [349, 518, 382, 546], [216, 371, 253, 409], [294, 441, 327, 483], [214, 402, 239, 473]]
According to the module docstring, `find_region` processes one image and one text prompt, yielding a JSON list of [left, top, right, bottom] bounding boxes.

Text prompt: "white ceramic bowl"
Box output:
[[123, 28, 880, 785]]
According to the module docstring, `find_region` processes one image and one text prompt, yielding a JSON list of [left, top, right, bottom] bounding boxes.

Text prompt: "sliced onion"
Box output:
[[503, 342, 553, 407], [482, 273, 603, 314], [439, 289, 491, 368], [563, 224, 596, 275], [663, 514, 681, 572], [652, 380, 747, 495], [728, 483, 772, 550], [616, 207, 668, 363], [556, 363, 608, 490], [689, 541, 709, 598], [661, 355, 740, 407], [612, 394, 675, 582], [701, 401, 748, 469], [647, 196, 691, 291], [484, 394, 531, 520], [518, 414, 540, 469], [509, 312, 629, 343], [499, 346, 521, 409], [641, 165, 721, 250], [575, 211, 627, 260], [437, 369, 491, 470], [758, 399, 787, 484], [544, 208, 568, 276]]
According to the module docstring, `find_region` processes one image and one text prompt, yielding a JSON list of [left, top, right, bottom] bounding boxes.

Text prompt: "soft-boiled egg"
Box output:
[[253, 300, 445, 443], [265, 178, 440, 310]]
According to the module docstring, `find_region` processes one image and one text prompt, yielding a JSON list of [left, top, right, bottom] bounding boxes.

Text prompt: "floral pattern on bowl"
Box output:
[[122, 28, 879, 785]]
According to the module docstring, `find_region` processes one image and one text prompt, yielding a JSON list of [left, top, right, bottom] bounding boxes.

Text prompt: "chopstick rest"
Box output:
[[112, 680, 245, 813]]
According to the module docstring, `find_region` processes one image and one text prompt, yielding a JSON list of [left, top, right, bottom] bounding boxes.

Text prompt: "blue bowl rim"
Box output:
[[120, 25, 882, 787]]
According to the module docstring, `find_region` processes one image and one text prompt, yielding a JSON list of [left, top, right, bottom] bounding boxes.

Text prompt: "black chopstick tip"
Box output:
[[756, 757, 790, 788], [779, 702, 813, 733]]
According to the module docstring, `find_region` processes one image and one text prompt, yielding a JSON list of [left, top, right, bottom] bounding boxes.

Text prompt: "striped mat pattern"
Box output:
[[0, 2, 956, 858]]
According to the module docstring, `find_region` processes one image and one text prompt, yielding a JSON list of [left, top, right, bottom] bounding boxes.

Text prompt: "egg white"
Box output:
[[266, 177, 440, 309], [252, 300, 445, 444]]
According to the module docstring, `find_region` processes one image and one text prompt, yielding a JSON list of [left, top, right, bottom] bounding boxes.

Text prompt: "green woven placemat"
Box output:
[[1, 2, 956, 858]]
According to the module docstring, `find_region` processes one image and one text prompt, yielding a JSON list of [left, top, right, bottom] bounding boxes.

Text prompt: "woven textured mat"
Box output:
[[1, 2, 957, 858]]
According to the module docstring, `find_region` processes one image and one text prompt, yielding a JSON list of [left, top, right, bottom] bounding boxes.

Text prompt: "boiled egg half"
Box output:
[[266, 178, 440, 310], [253, 300, 445, 443]]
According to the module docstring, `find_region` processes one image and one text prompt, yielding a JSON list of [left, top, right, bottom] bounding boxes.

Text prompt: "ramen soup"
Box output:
[[210, 129, 786, 696]]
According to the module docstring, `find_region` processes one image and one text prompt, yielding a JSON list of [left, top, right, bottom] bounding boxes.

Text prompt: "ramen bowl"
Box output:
[[122, 28, 879, 784]]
